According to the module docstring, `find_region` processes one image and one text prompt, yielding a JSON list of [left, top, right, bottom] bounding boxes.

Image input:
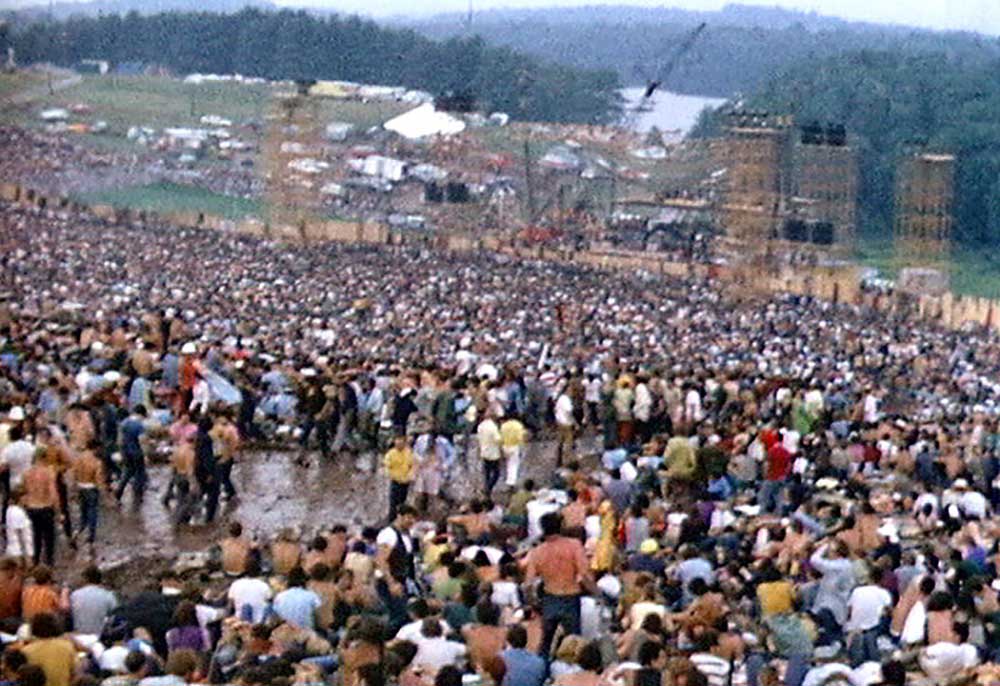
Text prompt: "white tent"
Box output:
[[384, 104, 466, 140]]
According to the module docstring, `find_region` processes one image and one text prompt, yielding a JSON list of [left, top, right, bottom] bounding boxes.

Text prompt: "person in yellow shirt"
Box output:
[[22, 613, 77, 686], [383, 435, 415, 520], [499, 415, 527, 488], [756, 562, 795, 617]]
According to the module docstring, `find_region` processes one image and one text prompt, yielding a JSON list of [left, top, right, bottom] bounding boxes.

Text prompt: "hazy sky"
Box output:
[[4, 0, 999, 34]]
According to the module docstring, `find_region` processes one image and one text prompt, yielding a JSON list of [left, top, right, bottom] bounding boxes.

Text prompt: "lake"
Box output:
[[620, 87, 728, 137]]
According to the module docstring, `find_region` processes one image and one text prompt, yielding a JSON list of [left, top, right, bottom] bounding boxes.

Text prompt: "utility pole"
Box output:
[[523, 137, 535, 223], [46, 0, 54, 95]]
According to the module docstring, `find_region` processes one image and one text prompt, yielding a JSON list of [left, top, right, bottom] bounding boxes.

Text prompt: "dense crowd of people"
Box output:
[[0, 127, 259, 201], [3, 178, 1000, 686]]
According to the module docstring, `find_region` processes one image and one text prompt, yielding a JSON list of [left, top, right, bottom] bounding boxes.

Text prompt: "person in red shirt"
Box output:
[[760, 439, 792, 514]]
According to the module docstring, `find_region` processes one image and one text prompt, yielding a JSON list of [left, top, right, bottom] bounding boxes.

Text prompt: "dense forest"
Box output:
[[6, 8, 622, 124], [691, 50, 1000, 247], [407, 6, 1000, 98]]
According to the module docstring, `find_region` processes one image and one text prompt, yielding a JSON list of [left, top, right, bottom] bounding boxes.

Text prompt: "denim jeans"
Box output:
[[848, 628, 881, 667], [759, 479, 785, 514], [116, 454, 147, 502], [483, 459, 501, 495], [540, 593, 581, 658], [78, 487, 99, 544]]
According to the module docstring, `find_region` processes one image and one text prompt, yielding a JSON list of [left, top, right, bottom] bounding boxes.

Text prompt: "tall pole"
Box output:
[[46, 0, 54, 95], [523, 137, 535, 223]]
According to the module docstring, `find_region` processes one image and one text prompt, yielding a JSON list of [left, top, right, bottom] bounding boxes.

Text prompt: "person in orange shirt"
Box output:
[[22, 458, 59, 567], [21, 566, 67, 622], [177, 344, 199, 416]]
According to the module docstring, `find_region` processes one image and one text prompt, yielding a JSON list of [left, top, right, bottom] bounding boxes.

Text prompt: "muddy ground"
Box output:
[[70, 435, 600, 590]]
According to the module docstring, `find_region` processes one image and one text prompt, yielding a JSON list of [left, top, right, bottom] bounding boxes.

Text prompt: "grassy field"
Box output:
[[855, 237, 1000, 298], [9, 75, 410, 134], [8, 75, 271, 132], [74, 182, 262, 221], [0, 72, 44, 99]]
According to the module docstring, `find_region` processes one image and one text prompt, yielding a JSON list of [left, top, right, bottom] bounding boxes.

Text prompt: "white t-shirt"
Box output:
[[227, 577, 273, 624], [845, 585, 893, 632], [5, 505, 32, 558], [555, 394, 574, 427], [460, 545, 503, 565], [1, 441, 34, 488], [412, 636, 467, 671], [863, 394, 881, 424], [633, 384, 652, 422], [477, 420, 502, 462], [376, 526, 414, 554], [684, 390, 702, 421], [960, 491, 989, 519], [913, 493, 939, 517], [491, 580, 521, 609], [781, 429, 801, 455], [396, 619, 449, 642]]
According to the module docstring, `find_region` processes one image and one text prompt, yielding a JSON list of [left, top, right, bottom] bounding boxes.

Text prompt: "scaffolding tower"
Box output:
[[718, 111, 792, 245], [261, 83, 325, 240], [788, 123, 858, 251], [894, 151, 955, 266]]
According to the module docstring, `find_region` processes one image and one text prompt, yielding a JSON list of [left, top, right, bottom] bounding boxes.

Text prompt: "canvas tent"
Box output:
[[384, 104, 466, 140]]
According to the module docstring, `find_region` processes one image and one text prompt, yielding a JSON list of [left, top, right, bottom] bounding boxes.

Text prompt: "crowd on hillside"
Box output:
[[0, 127, 259, 202], [3, 195, 1000, 686]]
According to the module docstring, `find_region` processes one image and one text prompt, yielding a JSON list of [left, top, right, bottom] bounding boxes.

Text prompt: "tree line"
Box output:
[[7, 8, 622, 124]]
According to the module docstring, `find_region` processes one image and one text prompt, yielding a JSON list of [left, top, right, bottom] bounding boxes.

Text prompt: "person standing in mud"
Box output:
[[22, 454, 59, 566], [210, 412, 240, 501], [70, 439, 103, 552], [115, 405, 149, 506], [194, 415, 219, 524], [384, 435, 415, 521], [35, 427, 73, 545]]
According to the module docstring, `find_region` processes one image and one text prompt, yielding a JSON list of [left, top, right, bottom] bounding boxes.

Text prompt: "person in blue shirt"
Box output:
[[272, 567, 321, 631], [116, 405, 149, 505], [501, 625, 546, 686]]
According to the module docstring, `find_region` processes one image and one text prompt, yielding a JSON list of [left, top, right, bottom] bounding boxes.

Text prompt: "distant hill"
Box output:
[[396, 4, 868, 32], [8, 8, 622, 125], [400, 3, 1000, 97]]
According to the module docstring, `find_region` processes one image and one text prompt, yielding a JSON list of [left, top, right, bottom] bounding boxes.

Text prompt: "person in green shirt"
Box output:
[[505, 479, 536, 530]]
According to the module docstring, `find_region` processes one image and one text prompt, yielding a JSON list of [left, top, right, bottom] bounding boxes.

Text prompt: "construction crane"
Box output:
[[623, 22, 708, 130]]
